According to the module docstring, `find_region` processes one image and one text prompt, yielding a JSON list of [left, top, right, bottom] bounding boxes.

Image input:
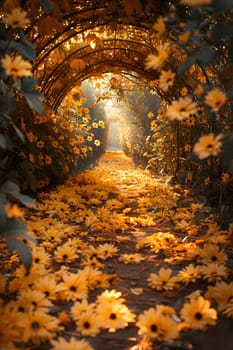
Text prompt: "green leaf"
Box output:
[[5, 236, 32, 271], [20, 77, 38, 93], [177, 56, 196, 76], [213, 0, 233, 12], [1, 180, 36, 208], [0, 134, 12, 150], [0, 218, 36, 243], [9, 192, 36, 208], [1, 180, 20, 193], [0, 180, 36, 208], [11, 121, 25, 143], [211, 22, 233, 45], [25, 93, 45, 115], [10, 40, 36, 61], [0, 192, 7, 222], [196, 47, 216, 64], [39, 0, 54, 14]]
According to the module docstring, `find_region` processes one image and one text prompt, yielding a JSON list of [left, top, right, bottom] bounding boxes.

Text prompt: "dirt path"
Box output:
[[1, 151, 233, 350]]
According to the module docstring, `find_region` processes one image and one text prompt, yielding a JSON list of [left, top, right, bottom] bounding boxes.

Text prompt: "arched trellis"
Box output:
[[23, 0, 180, 108]]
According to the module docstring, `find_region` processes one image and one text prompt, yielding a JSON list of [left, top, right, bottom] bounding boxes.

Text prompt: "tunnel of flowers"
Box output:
[[1, 1, 233, 349]]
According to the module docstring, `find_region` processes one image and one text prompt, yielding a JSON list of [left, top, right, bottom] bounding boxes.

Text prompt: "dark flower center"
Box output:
[[211, 256, 217, 262], [31, 321, 40, 329], [84, 321, 90, 329], [110, 313, 117, 320], [195, 312, 203, 320], [150, 324, 158, 332], [70, 285, 77, 292]]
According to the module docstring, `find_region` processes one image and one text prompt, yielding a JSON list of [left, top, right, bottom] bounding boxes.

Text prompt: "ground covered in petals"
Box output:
[[1, 152, 233, 350]]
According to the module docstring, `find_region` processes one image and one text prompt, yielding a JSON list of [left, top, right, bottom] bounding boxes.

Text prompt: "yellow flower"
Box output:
[[77, 135, 85, 143], [177, 264, 202, 284], [17, 289, 53, 311], [167, 96, 198, 121], [159, 69, 175, 92], [152, 16, 166, 37], [184, 144, 192, 152], [199, 244, 227, 264], [96, 289, 125, 304], [37, 140, 45, 149], [33, 275, 64, 300], [16, 309, 62, 343], [119, 253, 144, 264], [75, 311, 101, 336], [221, 172, 231, 183], [178, 30, 191, 43], [145, 43, 170, 70], [183, 116, 195, 126], [1, 54, 32, 78], [195, 84, 204, 96], [58, 272, 88, 301], [96, 243, 119, 259], [147, 267, 178, 291], [71, 299, 96, 321], [94, 139, 101, 146], [200, 263, 229, 283], [45, 154, 52, 165], [136, 307, 179, 341], [50, 337, 94, 350], [26, 132, 37, 142], [54, 243, 78, 263], [193, 133, 223, 159], [98, 120, 105, 128], [180, 296, 217, 330], [2, 7, 30, 28], [96, 300, 135, 332], [147, 111, 154, 119], [206, 281, 233, 318], [205, 88, 227, 112], [5, 203, 23, 218], [29, 153, 35, 163]]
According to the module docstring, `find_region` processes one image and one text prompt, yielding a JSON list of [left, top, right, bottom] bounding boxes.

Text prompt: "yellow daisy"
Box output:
[[200, 263, 229, 282], [75, 311, 101, 336], [199, 244, 228, 264], [17, 309, 62, 344], [193, 133, 223, 159], [96, 300, 135, 332], [58, 272, 88, 301], [177, 264, 202, 284], [50, 337, 94, 350], [167, 96, 198, 121], [152, 16, 166, 37], [2, 7, 30, 28], [205, 88, 227, 112], [145, 43, 170, 70], [136, 307, 179, 341], [71, 299, 96, 321], [1, 54, 32, 78], [119, 253, 144, 264], [159, 69, 175, 92], [180, 296, 217, 330], [147, 267, 178, 291]]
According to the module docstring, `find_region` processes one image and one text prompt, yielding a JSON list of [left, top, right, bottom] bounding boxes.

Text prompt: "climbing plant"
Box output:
[[0, 1, 50, 269]]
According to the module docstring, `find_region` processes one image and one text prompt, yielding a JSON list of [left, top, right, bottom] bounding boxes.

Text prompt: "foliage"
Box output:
[[0, 2, 49, 269], [142, 1, 233, 216]]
